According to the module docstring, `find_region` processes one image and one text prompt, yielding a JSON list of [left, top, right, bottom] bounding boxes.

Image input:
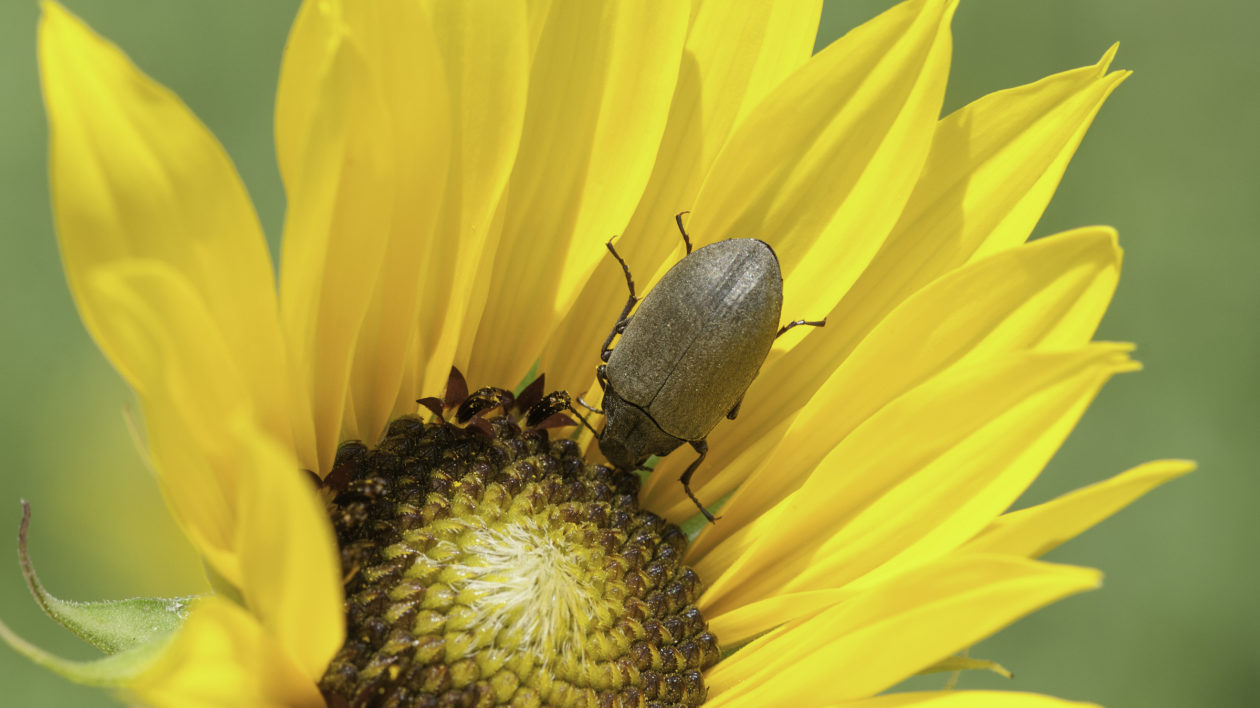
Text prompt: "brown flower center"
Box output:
[[317, 393, 719, 708]]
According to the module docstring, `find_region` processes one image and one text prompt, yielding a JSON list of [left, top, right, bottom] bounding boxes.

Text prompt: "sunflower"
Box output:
[[2, 0, 1191, 706]]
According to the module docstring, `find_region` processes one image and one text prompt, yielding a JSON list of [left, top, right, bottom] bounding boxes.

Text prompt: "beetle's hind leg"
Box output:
[[777, 318, 826, 338], [680, 439, 718, 523], [600, 241, 638, 361]]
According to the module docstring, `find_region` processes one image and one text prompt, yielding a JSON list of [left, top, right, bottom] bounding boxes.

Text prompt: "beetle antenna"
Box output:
[[567, 403, 603, 437], [674, 211, 693, 254], [575, 396, 604, 415]]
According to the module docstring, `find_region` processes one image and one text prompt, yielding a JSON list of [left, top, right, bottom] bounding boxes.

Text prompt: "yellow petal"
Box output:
[[234, 415, 343, 683], [664, 47, 1131, 520], [277, 21, 396, 469], [705, 556, 1100, 706], [275, 0, 342, 188], [86, 261, 248, 584], [70, 267, 340, 694], [697, 345, 1137, 618], [675, 227, 1120, 538], [843, 691, 1099, 708], [464, 0, 690, 387], [824, 47, 1128, 371], [541, 1, 824, 391], [128, 597, 324, 708], [708, 589, 850, 647], [38, 2, 297, 458], [963, 459, 1195, 557], [688, 0, 955, 322], [329, 2, 453, 443], [410, 0, 530, 399], [643, 0, 956, 510]]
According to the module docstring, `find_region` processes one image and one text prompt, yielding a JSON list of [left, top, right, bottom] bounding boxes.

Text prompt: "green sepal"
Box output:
[[0, 614, 171, 687], [918, 653, 1014, 679], [13, 500, 197, 654]]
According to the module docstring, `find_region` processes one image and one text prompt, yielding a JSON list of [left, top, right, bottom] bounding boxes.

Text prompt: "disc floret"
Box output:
[[319, 389, 719, 707]]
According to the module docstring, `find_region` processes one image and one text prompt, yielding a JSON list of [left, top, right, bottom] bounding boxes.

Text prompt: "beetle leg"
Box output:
[[606, 240, 638, 305], [600, 240, 639, 360], [777, 318, 827, 338], [726, 396, 743, 420], [674, 211, 694, 254], [600, 316, 633, 362], [679, 439, 718, 523]]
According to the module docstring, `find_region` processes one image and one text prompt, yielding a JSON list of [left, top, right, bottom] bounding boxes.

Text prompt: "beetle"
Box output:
[[592, 214, 823, 521]]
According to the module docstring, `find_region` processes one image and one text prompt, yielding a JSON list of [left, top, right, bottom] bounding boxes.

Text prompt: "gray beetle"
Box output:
[[592, 214, 823, 521]]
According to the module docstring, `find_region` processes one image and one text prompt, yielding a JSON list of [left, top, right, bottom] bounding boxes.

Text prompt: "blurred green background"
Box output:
[[0, 1, 1252, 706]]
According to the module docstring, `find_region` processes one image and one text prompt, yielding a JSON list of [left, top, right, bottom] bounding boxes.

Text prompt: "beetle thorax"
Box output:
[[599, 388, 687, 469]]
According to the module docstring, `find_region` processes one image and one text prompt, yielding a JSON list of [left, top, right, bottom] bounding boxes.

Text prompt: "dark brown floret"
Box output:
[[317, 384, 719, 708]]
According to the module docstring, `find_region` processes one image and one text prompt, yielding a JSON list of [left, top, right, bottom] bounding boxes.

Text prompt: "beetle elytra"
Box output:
[[593, 214, 823, 521]]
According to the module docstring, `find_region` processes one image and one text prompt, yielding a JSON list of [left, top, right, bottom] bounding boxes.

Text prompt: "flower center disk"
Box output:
[[318, 403, 720, 708]]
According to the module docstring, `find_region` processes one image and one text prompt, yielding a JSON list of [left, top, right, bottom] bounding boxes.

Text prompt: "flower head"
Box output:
[[3, 1, 1191, 706]]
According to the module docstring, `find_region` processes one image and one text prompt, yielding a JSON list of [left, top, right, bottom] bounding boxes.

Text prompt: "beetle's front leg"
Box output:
[[565, 402, 603, 436], [599, 240, 639, 360], [600, 316, 632, 362], [680, 439, 718, 523]]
